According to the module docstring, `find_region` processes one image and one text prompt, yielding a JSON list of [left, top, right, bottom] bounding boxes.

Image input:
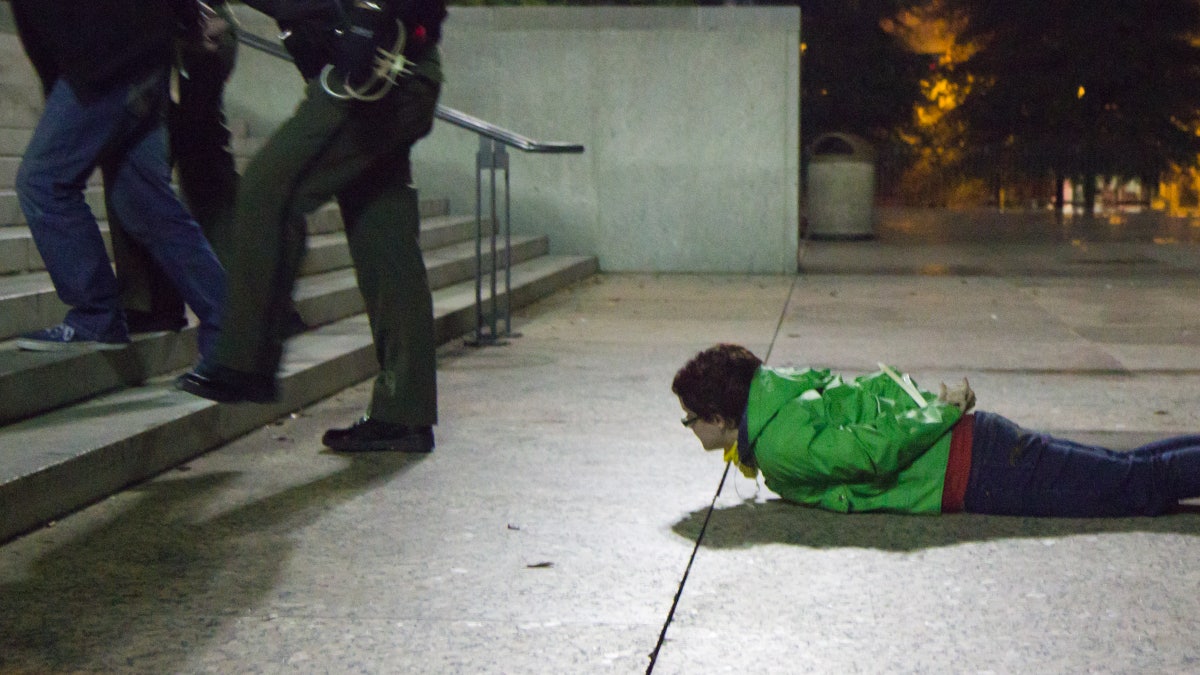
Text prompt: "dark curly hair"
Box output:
[[672, 344, 762, 425]]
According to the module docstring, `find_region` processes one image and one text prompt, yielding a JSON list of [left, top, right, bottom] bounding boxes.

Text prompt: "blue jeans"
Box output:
[[16, 75, 226, 356], [964, 411, 1200, 517]]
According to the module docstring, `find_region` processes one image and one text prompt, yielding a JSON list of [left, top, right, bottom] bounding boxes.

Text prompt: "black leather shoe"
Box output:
[[176, 361, 279, 403], [322, 417, 434, 453]]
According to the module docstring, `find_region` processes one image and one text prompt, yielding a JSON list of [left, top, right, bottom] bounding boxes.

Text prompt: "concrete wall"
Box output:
[[221, 9, 307, 136], [1, 5, 801, 273], [419, 7, 802, 273]]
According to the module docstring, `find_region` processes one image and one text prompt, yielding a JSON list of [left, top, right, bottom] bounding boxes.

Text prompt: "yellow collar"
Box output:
[[724, 440, 757, 479]]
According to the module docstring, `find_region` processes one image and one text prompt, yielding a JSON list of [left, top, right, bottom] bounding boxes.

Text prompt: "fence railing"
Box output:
[[236, 30, 585, 345]]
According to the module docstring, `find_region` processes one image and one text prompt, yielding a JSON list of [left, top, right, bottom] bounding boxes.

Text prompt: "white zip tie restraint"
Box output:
[[879, 362, 928, 408]]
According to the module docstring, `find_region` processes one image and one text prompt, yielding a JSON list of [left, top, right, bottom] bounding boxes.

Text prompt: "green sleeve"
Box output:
[[756, 375, 961, 486]]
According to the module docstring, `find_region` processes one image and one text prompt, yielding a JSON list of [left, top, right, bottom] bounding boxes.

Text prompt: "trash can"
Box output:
[[805, 133, 876, 240]]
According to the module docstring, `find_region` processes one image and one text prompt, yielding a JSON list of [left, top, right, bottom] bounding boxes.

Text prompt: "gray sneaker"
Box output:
[[16, 324, 130, 352]]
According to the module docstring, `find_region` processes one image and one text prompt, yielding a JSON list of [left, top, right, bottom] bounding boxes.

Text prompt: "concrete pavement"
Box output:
[[3, 214, 1200, 673]]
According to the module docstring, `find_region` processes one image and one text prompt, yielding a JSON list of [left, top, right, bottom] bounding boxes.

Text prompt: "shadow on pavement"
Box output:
[[673, 498, 1200, 552], [0, 453, 422, 673]]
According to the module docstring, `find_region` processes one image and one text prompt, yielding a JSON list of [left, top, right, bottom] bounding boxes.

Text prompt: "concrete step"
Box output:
[[0, 126, 31, 156], [0, 231, 546, 424], [0, 125, 265, 184], [0, 155, 18, 188], [0, 91, 42, 132], [297, 202, 473, 265], [0, 209, 483, 337], [291, 232, 549, 328], [0, 206, 476, 278], [0, 253, 599, 544], [0, 208, 482, 279]]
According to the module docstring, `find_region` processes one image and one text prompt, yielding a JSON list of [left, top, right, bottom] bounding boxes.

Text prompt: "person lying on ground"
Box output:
[[672, 343, 1200, 517]]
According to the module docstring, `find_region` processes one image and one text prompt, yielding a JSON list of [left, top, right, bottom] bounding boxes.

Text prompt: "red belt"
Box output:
[[941, 413, 974, 513]]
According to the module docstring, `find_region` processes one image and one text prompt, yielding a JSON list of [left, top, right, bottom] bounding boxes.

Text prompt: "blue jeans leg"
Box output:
[[964, 411, 1200, 517], [16, 80, 127, 340], [105, 125, 226, 358]]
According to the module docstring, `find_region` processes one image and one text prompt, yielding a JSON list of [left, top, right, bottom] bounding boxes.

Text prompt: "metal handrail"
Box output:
[[236, 29, 584, 345], [436, 107, 583, 154], [236, 32, 584, 154]]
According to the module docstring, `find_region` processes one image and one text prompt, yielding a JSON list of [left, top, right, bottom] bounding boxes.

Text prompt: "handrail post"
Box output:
[[467, 136, 512, 346], [502, 149, 517, 338]]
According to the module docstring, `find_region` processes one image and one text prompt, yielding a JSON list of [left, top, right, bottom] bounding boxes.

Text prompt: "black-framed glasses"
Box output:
[[681, 414, 700, 428]]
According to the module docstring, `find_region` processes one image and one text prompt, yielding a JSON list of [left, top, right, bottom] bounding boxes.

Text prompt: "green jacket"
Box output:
[[745, 365, 962, 514]]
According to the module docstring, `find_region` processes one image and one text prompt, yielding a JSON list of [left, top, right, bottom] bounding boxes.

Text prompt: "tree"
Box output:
[[800, 1, 923, 141], [798, 1, 928, 195], [946, 0, 1200, 217]]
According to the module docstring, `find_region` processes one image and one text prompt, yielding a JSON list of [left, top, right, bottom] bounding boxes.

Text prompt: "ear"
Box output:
[[714, 416, 737, 431]]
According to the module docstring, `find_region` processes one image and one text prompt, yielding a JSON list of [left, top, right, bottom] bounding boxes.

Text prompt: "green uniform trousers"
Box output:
[[213, 66, 441, 426]]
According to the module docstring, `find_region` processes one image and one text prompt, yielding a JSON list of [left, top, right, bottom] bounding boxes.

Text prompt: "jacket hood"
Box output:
[[744, 366, 836, 449]]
